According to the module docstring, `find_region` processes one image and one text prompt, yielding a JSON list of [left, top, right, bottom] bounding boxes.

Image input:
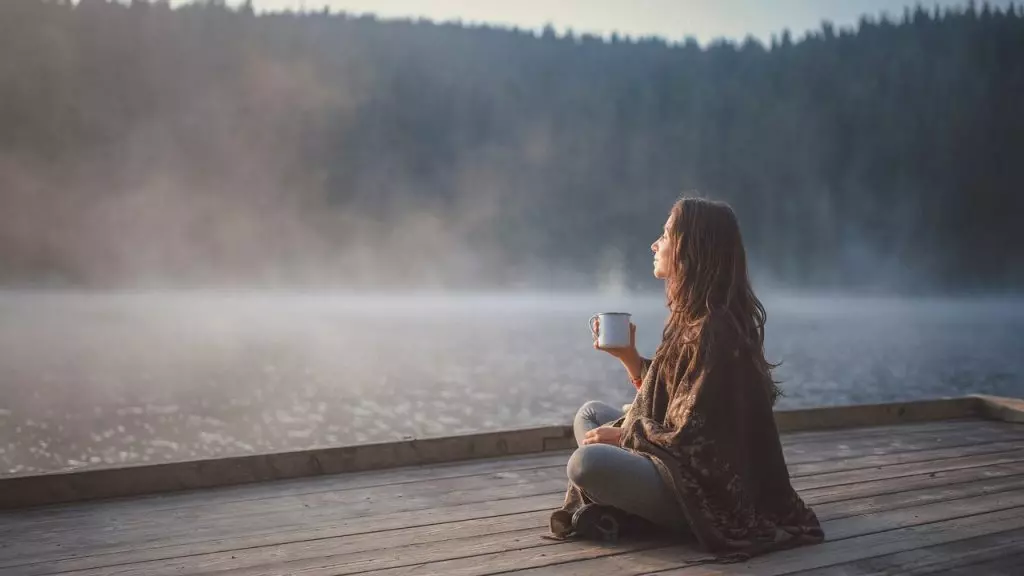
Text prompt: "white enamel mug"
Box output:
[[588, 312, 632, 349]]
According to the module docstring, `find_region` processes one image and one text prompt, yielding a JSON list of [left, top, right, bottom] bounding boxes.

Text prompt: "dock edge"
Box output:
[[1, 394, 1020, 509]]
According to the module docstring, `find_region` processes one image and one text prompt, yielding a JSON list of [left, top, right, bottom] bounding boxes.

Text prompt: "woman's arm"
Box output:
[[618, 350, 651, 390]]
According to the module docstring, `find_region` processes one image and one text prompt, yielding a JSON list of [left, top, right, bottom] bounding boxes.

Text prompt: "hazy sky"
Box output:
[[184, 0, 1014, 44]]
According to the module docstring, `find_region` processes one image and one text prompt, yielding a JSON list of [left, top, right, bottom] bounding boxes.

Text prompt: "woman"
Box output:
[[549, 196, 824, 559]]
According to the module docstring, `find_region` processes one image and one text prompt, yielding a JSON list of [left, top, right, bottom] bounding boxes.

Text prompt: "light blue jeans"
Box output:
[[568, 400, 686, 531]]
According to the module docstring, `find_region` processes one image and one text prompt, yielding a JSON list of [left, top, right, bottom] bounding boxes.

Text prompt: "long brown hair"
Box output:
[[654, 196, 782, 403]]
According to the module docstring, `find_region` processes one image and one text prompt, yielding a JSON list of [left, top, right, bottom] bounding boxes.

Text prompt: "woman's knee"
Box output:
[[574, 400, 606, 423], [566, 444, 615, 488]]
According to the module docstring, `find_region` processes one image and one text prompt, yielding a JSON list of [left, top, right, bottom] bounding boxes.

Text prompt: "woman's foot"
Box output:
[[571, 503, 625, 542]]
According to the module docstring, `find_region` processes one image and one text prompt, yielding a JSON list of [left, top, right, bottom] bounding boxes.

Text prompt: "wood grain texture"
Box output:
[[0, 426, 576, 509], [973, 394, 1024, 424], [512, 492, 1024, 576], [652, 506, 1024, 575], [7, 423, 1019, 556], [6, 420, 1018, 542], [7, 457, 1024, 575], [2, 411, 1022, 576], [789, 527, 1024, 575], [7, 437, 1019, 563], [939, 551, 1024, 575], [773, 398, 980, 433]]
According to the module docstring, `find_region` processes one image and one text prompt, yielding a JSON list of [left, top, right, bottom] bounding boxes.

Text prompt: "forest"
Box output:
[[0, 0, 1021, 292]]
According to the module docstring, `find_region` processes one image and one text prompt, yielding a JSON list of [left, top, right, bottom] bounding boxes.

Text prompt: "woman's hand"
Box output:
[[592, 318, 638, 360], [582, 426, 623, 446], [593, 318, 645, 385]]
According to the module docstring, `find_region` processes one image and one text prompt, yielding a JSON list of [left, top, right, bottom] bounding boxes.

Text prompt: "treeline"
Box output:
[[0, 0, 1022, 292]]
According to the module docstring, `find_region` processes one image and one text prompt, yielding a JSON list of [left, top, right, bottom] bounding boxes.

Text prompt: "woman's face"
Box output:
[[651, 215, 673, 279]]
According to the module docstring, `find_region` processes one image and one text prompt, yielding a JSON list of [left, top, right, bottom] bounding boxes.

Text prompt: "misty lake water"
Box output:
[[1, 290, 1022, 477]]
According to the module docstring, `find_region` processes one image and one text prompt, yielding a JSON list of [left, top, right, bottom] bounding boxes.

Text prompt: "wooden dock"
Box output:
[[1, 394, 1023, 575]]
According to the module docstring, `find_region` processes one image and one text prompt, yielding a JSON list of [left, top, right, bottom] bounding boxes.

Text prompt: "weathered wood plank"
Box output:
[[5, 430, 1020, 562], [13, 468, 1024, 576], [2, 419, 1022, 574], [782, 424, 1024, 463], [652, 507, 1024, 575], [788, 440, 1024, 478], [822, 487, 1024, 541], [0, 465, 568, 540], [511, 494, 1024, 576], [331, 539, 673, 576], [0, 425, 578, 509], [13, 421, 1015, 536], [0, 481, 567, 567], [973, 394, 1024, 424], [800, 461, 1024, 504], [4, 446, 1011, 567], [1, 512, 549, 576], [4, 447, 1023, 570], [940, 551, 1024, 575], [774, 398, 980, 433], [789, 527, 1024, 575], [531, 526, 1024, 576], [791, 449, 1024, 491], [780, 418, 1016, 444], [336, 496, 1024, 576], [8, 423, 1019, 541], [503, 545, 703, 576], [4, 418, 1017, 529], [813, 473, 1024, 522], [66, 527, 579, 576], [0, 449, 572, 517]]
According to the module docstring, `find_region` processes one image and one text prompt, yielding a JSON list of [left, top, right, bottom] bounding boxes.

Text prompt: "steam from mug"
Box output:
[[589, 312, 632, 349]]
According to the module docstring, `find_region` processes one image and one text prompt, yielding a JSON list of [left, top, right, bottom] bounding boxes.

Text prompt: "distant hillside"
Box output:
[[0, 0, 1021, 292]]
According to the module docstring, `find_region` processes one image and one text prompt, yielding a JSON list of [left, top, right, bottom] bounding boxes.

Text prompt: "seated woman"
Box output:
[[550, 196, 824, 559]]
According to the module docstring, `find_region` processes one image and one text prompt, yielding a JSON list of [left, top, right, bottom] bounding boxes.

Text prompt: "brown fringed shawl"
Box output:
[[551, 323, 824, 559]]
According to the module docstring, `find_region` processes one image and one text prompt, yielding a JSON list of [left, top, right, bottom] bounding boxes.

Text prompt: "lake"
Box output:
[[1, 290, 1022, 477]]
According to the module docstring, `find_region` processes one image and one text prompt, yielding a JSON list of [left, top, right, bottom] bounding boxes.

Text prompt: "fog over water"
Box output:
[[1, 290, 1021, 477]]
